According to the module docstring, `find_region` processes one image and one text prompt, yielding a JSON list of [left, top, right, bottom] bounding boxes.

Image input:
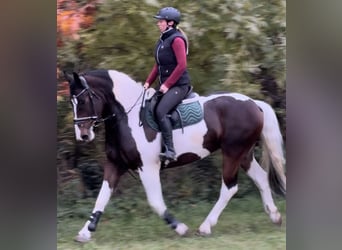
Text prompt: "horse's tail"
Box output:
[[255, 100, 286, 196]]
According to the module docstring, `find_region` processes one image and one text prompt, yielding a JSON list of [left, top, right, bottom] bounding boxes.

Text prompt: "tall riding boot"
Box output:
[[158, 116, 176, 162]]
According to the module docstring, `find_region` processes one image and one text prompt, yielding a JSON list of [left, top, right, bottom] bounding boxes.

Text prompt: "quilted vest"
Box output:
[[154, 28, 190, 86]]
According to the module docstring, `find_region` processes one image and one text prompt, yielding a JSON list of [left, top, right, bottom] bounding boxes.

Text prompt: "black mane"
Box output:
[[83, 70, 143, 171], [82, 69, 112, 82]]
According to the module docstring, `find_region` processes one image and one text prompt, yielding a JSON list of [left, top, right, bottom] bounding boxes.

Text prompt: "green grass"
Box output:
[[57, 196, 286, 249]]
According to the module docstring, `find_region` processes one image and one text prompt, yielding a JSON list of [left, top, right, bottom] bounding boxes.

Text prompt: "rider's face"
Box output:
[[156, 19, 173, 32]]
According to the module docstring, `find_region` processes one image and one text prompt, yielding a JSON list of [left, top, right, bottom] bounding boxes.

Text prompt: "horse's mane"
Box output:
[[82, 69, 112, 82], [84, 69, 143, 171], [79, 69, 128, 120]]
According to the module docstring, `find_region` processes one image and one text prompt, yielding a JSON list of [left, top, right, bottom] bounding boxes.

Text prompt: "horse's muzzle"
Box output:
[[81, 134, 89, 141], [75, 125, 95, 142]]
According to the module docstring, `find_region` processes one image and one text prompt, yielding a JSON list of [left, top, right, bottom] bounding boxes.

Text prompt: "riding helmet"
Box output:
[[154, 7, 181, 24]]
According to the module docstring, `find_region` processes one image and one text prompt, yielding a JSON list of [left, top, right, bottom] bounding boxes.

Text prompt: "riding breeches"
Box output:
[[155, 85, 189, 122]]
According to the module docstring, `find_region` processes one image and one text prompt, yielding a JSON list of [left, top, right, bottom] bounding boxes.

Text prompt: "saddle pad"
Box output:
[[145, 101, 203, 131]]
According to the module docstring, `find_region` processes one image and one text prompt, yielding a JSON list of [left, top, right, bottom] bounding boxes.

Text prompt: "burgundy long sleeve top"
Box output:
[[145, 37, 187, 89]]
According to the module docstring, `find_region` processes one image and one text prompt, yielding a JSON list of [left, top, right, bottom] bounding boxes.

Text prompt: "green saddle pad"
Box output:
[[142, 100, 203, 131]]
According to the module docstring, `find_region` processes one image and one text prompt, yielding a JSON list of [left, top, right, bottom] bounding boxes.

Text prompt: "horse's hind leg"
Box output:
[[139, 164, 189, 236], [241, 156, 282, 225], [198, 155, 239, 236], [75, 161, 124, 242]]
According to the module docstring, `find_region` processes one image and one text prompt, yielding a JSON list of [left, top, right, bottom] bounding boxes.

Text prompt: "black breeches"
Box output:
[[155, 85, 189, 122]]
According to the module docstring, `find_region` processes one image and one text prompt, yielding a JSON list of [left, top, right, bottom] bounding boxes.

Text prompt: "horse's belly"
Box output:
[[173, 120, 210, 159]]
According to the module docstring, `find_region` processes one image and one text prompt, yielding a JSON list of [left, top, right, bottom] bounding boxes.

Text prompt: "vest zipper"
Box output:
[[156, 39, 162, 85]]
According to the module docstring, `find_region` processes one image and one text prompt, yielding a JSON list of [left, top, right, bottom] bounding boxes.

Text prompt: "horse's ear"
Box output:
[[72, 72, 82, 86], [63, 71, 73, 83]]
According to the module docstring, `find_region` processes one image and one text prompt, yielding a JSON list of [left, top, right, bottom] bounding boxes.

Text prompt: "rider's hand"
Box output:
[[159, 84, 169, 93], [143, 82, 150, 89]]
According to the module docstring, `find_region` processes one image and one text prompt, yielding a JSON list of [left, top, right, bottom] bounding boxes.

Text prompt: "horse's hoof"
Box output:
[[195, 229, 211, 237], [270, 211, 282, 226], [197, 222, 212, 236], [74, 234, 91, 243], [175, 223, 189, 236], [273, 215, 282, 226]]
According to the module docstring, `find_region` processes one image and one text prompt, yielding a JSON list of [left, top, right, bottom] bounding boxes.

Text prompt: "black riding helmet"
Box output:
[[154, 7, 181, 24]]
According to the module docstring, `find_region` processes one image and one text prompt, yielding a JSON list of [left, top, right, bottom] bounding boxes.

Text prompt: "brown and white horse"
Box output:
[[65, 69, 286, 242]]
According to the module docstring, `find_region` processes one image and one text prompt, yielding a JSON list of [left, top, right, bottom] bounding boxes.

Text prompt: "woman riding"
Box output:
[[144, 7, 191, 162]]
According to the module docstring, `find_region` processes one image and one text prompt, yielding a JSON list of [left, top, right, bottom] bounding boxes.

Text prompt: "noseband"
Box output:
[[71, 76, 115, 128]]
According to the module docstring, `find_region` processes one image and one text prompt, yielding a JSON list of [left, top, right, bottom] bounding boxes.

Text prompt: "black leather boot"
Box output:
[[158, 116, 176, 162]]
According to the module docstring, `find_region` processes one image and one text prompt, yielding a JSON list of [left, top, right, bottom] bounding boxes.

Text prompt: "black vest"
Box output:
[[154, 28, 190, 86]]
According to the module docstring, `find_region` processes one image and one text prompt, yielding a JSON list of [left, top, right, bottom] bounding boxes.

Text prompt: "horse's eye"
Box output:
[[78, 100, 85, 105]]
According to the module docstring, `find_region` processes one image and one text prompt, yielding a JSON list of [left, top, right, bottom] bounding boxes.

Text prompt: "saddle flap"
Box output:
[[141, 98, 203, 131]]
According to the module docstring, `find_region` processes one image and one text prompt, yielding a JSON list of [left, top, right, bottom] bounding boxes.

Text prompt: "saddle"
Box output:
[[139, 86, 203, 132]]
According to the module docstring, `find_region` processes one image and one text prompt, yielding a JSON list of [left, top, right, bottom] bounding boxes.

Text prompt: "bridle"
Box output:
[[71, 76, 115, 128]]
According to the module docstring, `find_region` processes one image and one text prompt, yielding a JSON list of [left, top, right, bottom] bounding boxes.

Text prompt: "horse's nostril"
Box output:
[[81, 134, 89, 141]]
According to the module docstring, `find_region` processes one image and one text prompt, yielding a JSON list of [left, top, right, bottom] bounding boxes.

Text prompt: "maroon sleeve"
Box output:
[[145, 63, 158, 86], [163, 37, 187, 88]]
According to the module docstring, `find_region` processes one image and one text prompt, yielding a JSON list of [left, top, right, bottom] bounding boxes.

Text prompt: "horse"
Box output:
[[64, 69, 286, 242]]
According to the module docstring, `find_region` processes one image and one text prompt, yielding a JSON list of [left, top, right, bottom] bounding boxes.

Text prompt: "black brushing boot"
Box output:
[[158, 116, 176, 162]]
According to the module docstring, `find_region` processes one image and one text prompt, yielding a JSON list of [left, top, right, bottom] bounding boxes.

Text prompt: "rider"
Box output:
[[144, 7, 191, 162]]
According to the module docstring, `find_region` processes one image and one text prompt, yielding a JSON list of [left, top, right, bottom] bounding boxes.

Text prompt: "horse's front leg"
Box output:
[[138, 164, 189, 236], [75, 160, 124, 242]]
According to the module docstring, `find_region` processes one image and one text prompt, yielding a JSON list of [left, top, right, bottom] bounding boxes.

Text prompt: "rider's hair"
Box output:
[[177, 26, 189, 55]]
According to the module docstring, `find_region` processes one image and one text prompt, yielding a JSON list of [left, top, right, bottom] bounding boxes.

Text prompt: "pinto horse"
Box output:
[[65, 69, 286, 242]]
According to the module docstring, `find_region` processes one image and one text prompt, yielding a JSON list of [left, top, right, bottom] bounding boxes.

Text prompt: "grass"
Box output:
[[57, 196, 286, 250]]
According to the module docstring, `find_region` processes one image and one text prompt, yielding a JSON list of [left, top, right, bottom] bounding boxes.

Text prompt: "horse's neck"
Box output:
[[108, 70, 143, 111], [104, 116, 142, 169], [104, 105, 129, 144]]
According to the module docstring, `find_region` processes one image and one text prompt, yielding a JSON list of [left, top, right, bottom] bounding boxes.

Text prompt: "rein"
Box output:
[[138, 89, 147, 126], [93, 114, 116, 128], [125, 88, 145, 115]]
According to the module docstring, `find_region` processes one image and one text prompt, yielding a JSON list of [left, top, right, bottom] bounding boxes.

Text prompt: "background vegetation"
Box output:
[[57, 0, 286, 248]]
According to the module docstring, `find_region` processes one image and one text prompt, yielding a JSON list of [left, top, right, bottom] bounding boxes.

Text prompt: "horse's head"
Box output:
[[65, 71, 104, 142]]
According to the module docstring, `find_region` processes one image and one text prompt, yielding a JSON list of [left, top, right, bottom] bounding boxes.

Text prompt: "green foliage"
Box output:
[[58, 0, 286, 93]]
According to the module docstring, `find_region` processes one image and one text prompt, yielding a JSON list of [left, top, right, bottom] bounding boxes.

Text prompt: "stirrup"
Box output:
[[159, 151, 176, 163]]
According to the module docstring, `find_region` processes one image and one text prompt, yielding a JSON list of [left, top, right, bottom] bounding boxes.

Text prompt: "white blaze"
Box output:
[[71, 97, 82, 140], [71, 96, 95, 141]]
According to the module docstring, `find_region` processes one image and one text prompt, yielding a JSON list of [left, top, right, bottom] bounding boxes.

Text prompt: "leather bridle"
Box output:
[[71, 76, 115, 128]]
